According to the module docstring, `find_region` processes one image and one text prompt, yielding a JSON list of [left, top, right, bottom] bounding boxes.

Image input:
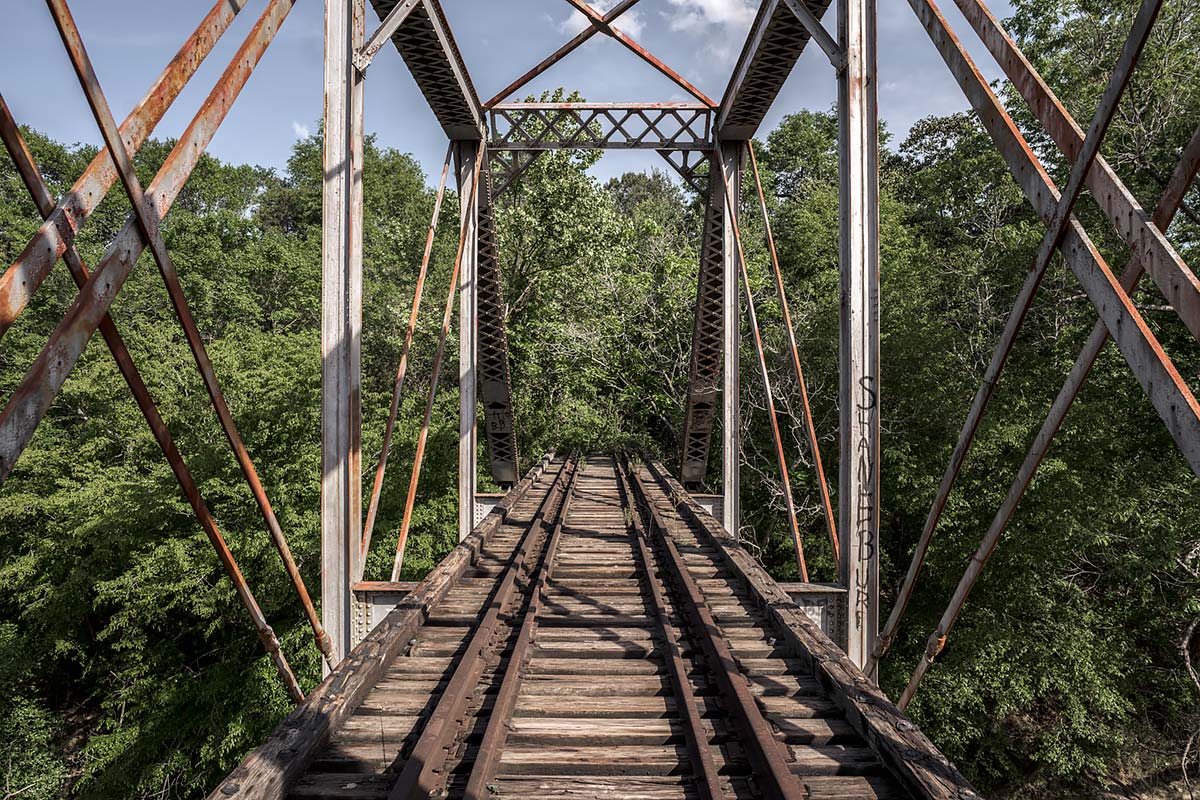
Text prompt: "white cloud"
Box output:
[[291, 121, 311, 139], [664, 0, 756, 31], [559, 0, 646, 38]]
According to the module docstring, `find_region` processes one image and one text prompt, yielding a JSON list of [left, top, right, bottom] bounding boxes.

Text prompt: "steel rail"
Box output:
[[0, 95, 304, 703], [0, 0, 246, 338], [627, 459, 805, 800], [391, 144, 485, 580], [894, 0, 1165, 703], [613, 459, 723, 800], [461, 458, 581, 800], [485, 0, 645, 107], [386, 459, 577, 800], [746, 141, 839, 570], [0, 0, 298, 488], [361, 142, 454, 570], [45, 0, 334, 669], [715, 143, 809, 581], [558, 0, 716, 107], [950, 0, 1200, 344]]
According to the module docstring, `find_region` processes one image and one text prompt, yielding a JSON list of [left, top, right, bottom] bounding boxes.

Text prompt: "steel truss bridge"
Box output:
[[0, 0, 1195, 797]]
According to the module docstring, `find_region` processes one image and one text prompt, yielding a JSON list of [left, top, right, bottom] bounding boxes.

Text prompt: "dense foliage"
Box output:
[[0, 0, 1198, 796]]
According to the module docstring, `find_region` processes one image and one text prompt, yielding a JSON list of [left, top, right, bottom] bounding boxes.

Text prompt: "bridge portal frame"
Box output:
[[321, 0, 881, 670]]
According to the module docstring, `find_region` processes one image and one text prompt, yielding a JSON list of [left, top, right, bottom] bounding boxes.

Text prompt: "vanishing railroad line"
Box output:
[[215, 455, 972, 799]]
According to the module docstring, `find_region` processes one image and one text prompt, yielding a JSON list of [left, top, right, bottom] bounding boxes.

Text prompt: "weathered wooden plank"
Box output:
[[209, 457, 555, 799], [645, 460, 980, 799]]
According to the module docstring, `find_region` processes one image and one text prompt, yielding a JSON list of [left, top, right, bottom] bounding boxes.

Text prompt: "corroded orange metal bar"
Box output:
[[897, 0, 1165, 709], [0, 0, 246, 338], [391, 144, 485, 582], [715, 146, 808, 581], [747, 141, 839, 572], [361, 142, 454, 569], [45, 0, 312, 699], [44, 0, 333, 672], [0, 0, 297, 484], [485, 0, 644, 107], [0, 92, 307, 702], [559, 0, 715, 107]]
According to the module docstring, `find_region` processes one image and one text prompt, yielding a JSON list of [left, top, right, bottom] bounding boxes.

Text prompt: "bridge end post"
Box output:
[[837, 0, 881, 678], [321, 0, 366, 669], [455, 140, 480, 542], [720, 141, 744, 537]]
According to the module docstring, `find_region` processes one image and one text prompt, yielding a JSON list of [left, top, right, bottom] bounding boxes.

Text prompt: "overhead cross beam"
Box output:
[[489, 103, 712, 151]]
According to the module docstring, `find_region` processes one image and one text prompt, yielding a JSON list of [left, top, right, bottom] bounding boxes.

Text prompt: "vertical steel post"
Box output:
[[455, 141, 480, 541], [321, 0, 365, 668], [721, 141, 743, 536], [838, 0, 880, 676]]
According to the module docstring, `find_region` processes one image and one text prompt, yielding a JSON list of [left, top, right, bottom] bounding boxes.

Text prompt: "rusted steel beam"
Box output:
[[354, 0, 420, 73], [369, 0, 483, 139], [485, 0, 645, 108], [898, 0, 1179, 708], [391, 146, 484, 580], [911, 0, 1200, 463], [489, 103, 712, 151], [489, 149, 543, 198], [387, 460, 576, 800], [0, 0, 296, 485], [0, 93, 305, 702], [781, 0, 845, 70], [658, 149, 711, 196], [837, 0, 881, 675], [44, 0, 331, 676], [361, 144, 452, 572], [719, 0, 833, 138], [873, 0, 1164, 672], [0, 0, 245, 338], [747, 142, 839, 570], [323, 0, 367, 665], [628, 460, 805, 800], [462, 463, 581, 800], [715, 149, 809, 581], [558, 0, 715, 107], [951, 0, 1200, 343], [906, 123, 1200, 707]]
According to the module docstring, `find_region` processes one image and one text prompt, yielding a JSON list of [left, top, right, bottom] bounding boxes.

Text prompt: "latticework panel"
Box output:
[[370, 0, 483, 138], [490, 104, 712, 150], [719, 0, 833, 138], [477, 167, 519, 485], [679, 189, 726, 486]]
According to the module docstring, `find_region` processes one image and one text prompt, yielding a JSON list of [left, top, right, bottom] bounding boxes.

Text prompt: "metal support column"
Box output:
[[837, 0, 880, 676], [721, 141, 743, 536], [455, 140, 479, 541], [321, 0, 365, 669]]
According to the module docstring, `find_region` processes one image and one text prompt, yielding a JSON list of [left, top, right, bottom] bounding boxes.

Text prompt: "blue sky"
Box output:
[[1, 0, 1014, 185]]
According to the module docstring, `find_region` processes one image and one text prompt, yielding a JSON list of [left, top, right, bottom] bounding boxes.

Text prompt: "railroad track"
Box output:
[[216, 455, 976, 800]]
